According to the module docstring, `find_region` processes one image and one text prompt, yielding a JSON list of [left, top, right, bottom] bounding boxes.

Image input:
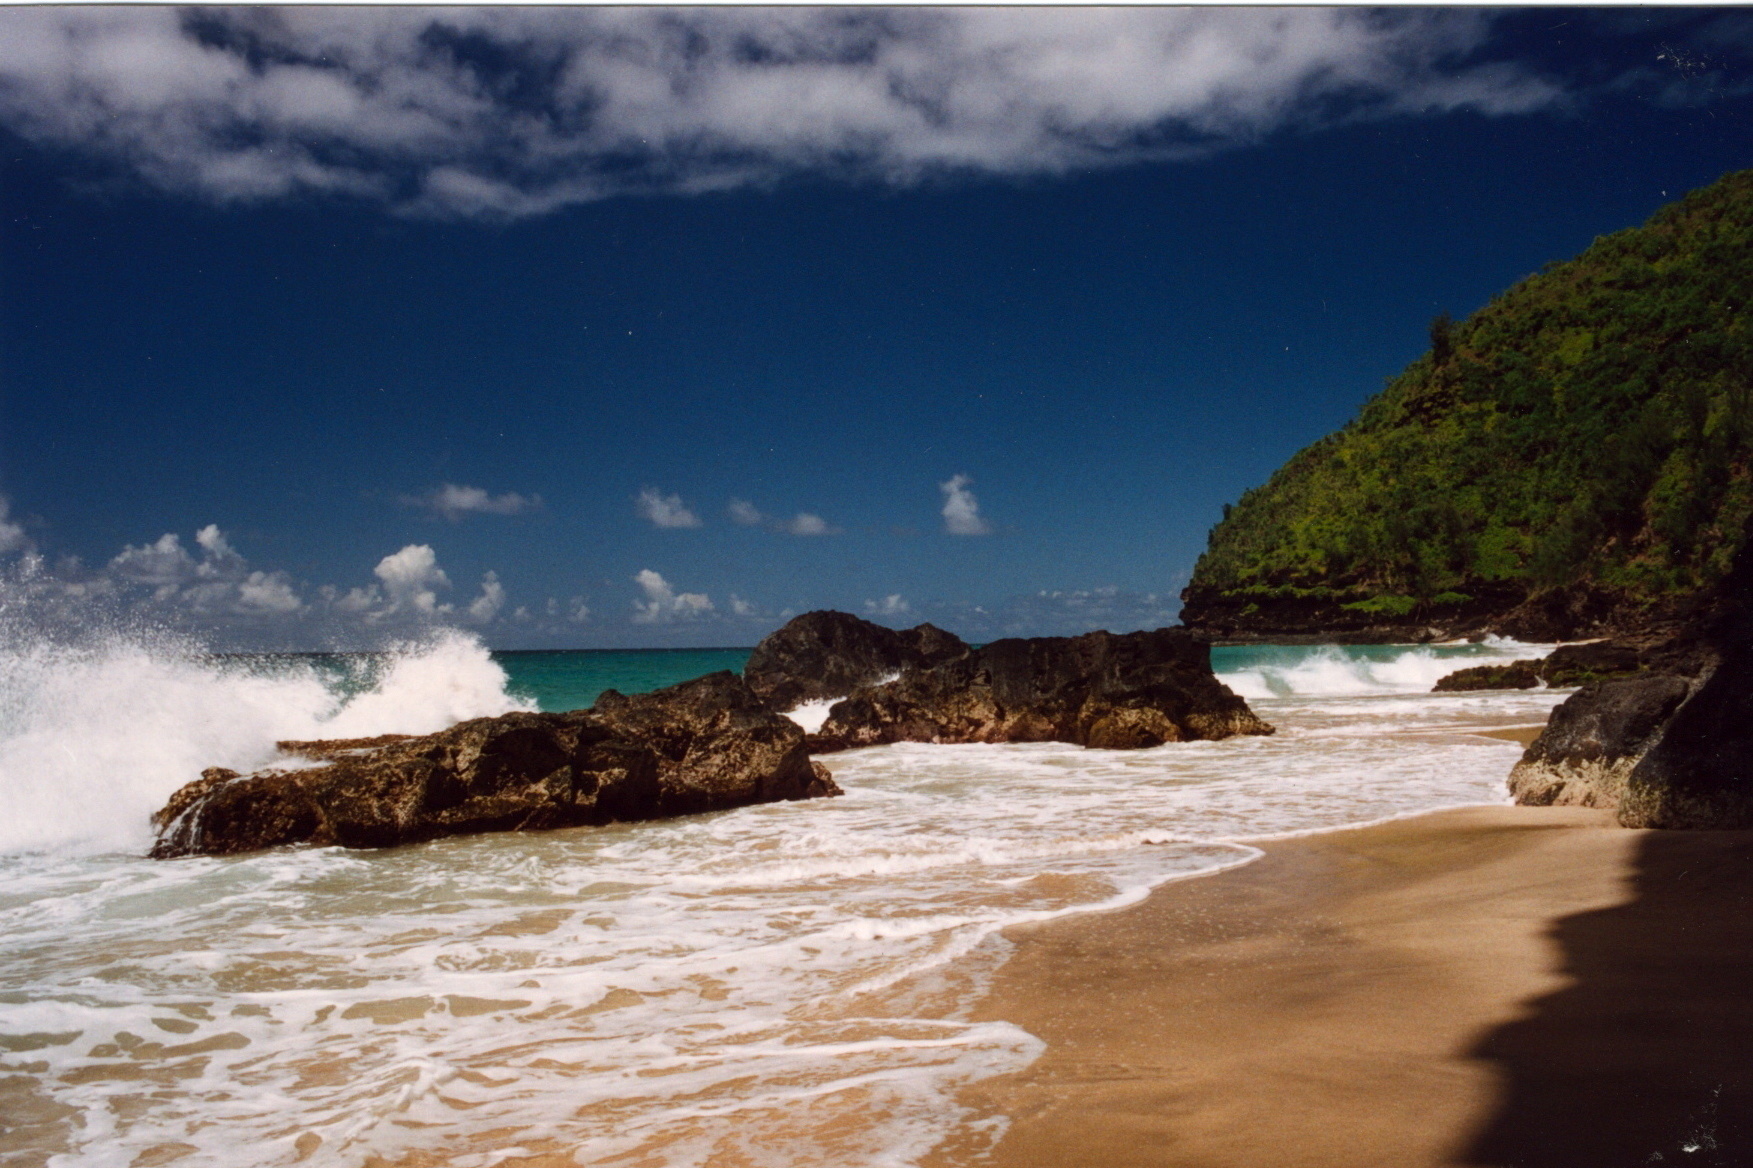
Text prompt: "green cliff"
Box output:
[[1181, 169, 1753, 643]]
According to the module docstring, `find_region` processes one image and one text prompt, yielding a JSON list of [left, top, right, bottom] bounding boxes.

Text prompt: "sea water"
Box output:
[[0, 632, 1567, 1167]]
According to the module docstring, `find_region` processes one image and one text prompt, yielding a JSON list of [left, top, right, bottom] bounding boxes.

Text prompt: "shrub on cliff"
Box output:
[[1185, 169, 1753, 638]]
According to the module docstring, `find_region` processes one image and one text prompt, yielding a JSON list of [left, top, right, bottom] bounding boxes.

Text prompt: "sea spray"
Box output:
[[0, 628, 530, 855]]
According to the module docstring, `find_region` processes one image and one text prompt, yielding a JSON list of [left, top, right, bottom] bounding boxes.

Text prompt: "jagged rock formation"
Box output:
[[151, 672, 840, 858], [1182, 169, 1753, 645], [1507, 676, 1694, 808], [743, 610, 968, 710], [750, 618, 1275, 750]]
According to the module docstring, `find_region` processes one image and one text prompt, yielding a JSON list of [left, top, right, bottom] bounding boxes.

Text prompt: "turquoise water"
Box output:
[[494, 647, 753, 711]]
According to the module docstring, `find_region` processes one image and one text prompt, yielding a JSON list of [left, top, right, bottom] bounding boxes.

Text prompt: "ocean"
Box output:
[[0, 632, 1568, 1167]]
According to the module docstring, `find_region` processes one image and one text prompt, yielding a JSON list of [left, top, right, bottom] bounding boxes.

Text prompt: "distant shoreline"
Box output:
[[933, 803, 1753, 1168]]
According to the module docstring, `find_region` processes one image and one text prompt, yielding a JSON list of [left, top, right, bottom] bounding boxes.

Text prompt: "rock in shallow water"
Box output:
[[753, 619, 1274, 750], [743, 610, 969, 711], [150, 672, 840, 859]]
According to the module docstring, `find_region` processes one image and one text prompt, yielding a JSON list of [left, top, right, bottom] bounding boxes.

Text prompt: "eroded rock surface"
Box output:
[[795, 624, 1272, 750], [1508, 676, 1693, 809], [151, 672, 840, 858]]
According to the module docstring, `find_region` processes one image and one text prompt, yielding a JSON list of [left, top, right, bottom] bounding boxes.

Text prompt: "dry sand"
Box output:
[[931, 805, 1753, 1168]]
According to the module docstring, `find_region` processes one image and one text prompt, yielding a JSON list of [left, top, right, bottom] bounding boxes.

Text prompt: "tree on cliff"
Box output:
[[1183, 168, 1753, 640]]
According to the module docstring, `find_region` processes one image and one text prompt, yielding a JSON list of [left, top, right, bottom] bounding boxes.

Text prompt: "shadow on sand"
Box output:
[[1463, 829, 1753, 1168]]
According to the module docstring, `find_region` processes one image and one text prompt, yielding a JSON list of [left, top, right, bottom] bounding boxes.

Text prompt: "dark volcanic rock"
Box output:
[[1538, 641, 1644, 687], [815, 626, 1272, 749], [1621, 640, 1753, 829], [1433, 662, 1542, 692], [151, 672, 840, 859], [743, 610, 969, 710], [1508, 676, 1694, 809]]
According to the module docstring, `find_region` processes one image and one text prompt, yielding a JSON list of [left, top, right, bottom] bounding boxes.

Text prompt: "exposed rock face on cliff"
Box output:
[[1507, 676, 1695, 808], [151, 672, 840, 859], [789, 624, 1272, 750], [743, 610, 969, 710]]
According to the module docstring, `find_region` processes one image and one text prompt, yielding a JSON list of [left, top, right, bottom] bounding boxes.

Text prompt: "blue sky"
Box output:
[[1, 7, 1751, 649]]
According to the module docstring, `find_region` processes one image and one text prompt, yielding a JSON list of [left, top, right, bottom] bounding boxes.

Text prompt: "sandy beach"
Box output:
[[934, 803, 1753, 1168]]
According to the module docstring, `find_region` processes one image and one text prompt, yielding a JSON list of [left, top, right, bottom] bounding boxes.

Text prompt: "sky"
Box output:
[[1, 6, 1751, 650]]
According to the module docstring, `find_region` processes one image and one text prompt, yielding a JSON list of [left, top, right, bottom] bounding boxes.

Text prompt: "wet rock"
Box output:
[[1508, 676, 1693, 809], [1433, 662, 1542, 692], [150, 672, 840, 859], [743, 610, 969, 710], [815, 626, 1273, 750]]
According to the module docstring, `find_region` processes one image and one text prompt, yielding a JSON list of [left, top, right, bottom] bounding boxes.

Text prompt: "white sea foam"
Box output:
[[0, 628, 530, 856], [784, 697, 839, 733], [0, 640, 1570, 1167]]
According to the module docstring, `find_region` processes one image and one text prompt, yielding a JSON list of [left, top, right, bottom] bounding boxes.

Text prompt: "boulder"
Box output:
[[150, 672, 840, 859], [813, 626, 1273, 750], [743, 610, 969, 710], [1507, 676, 1693, 809], [1620, 641, 1753, 828]]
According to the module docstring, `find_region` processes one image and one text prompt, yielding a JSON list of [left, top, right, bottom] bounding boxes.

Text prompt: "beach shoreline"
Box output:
[[928, 803, 1753, 1168]]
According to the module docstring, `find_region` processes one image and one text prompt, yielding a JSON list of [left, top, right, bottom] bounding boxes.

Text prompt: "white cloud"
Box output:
[[0, 9, 1562, 218], [194, 523, 237, 560], [865, 593, 911, 617], [235, 570, 303, 614], [940, 474, 992, 536], [110, 532, 197, 587], [636, 487, 702, 529], [568, 596, 591, 623], [729, 594, 757, 617], [728, 498, 837, 535], [413, 484, 541, 521], [466, 570, 505, 622], [630, 568, 714, 624], [784, 512, 836, 536], [373, 543, 450, 614], [0, 498, 27, 554]]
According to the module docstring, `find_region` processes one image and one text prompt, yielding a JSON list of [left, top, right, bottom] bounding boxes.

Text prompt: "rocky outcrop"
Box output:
[[151, 672, 840, 858], [1507, 676, 1694, 809], [1433, 662, 1541, 692], [743, 610, 969, 710], [801, 625, 1272, 750], [1432, 640, 1655, 692], [1619, 640, 1753, 828]]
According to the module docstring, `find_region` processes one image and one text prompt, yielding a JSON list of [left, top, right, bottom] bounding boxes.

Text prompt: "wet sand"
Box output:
[[934, 804, 1753, 1168]]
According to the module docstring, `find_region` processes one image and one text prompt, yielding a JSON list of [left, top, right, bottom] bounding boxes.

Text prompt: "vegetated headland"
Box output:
[[1181, 168, 1753, 645]]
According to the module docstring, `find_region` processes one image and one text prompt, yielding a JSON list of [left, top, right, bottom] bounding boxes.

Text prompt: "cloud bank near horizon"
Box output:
[[0, 7, 1564, 218]]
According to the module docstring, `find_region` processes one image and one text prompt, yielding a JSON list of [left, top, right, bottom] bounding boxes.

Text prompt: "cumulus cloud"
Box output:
[[939, 474, 992, 536], [865, 593, 912, 618], [729, 594, 757, 617], [630, 568, 714, 624], [466, 570, 505, 622], [410, 484, 541, 521], [100, 524, 308, 616], [636, 487, 702, 529], [728, 499, 764, 527], [373, 543, 451, 614], [0, 8, 1563, 218]]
